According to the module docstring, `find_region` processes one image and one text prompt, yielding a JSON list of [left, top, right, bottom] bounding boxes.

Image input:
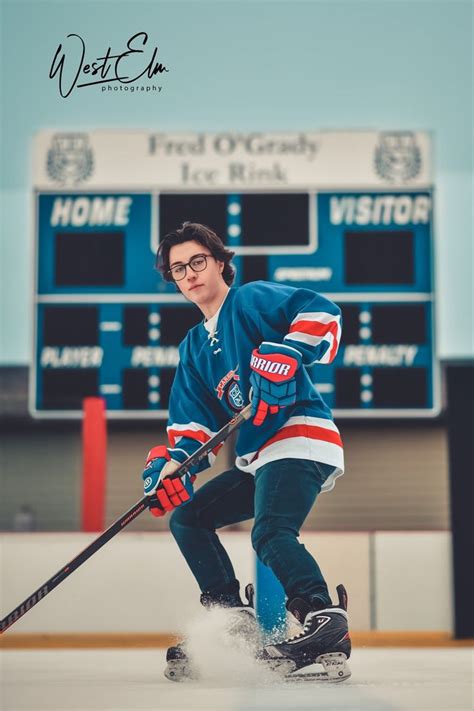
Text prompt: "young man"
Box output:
[[142, 222, 351, 681]]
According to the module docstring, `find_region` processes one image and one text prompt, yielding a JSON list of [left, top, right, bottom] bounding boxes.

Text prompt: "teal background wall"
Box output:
[[1, 0, 472, 363]]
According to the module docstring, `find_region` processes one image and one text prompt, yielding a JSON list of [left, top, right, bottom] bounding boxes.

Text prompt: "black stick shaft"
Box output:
[[1, 404, 252, 634]]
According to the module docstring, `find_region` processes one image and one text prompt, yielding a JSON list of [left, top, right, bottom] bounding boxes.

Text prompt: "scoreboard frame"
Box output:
[[30, 130, 440, 419]]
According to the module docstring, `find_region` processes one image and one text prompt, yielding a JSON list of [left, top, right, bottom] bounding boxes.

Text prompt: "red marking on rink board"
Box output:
[[81, 398, 107, 532], [258, 424, 343, 453], [289, 319, 340, 361]]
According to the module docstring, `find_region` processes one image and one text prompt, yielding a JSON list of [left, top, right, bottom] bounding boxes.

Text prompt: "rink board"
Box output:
[[0, 531, 452, 635]]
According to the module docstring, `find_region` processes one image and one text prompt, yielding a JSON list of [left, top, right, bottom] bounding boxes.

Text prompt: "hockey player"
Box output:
[[141, 222, 351, 681]]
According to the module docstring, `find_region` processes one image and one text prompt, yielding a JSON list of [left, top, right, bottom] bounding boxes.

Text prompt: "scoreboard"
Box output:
[[31, 130, 439, 418]]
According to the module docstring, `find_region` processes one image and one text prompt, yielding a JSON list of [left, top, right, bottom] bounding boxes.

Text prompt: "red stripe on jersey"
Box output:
[[288, 319, 340, 362], [167, 428, 223, 456], [258, 423, 343, 455], [168, 428, 209, 447]]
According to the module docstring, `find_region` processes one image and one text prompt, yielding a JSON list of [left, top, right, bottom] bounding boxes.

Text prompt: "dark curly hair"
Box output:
[[156, 222, 236, 286]]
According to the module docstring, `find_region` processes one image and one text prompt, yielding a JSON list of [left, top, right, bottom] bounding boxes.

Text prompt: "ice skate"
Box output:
[[258, 584, 351, 682], [164, 641, 199, 682], [164, 583, 260, 682]]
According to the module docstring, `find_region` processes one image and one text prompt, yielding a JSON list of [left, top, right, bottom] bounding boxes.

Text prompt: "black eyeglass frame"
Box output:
[[167, 253, 214, 282]]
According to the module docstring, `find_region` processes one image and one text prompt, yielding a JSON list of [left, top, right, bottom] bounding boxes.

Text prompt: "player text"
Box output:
[[41, 347, 103, 368]]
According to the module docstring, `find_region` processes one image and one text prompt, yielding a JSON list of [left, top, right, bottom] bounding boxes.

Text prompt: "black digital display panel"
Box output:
[[335, 368, 361, 408], [42, 369, 99, 409], [241, 255, 268, 283], [372, 368, 427, 407], [123, 306, 150, 346], [43, 305, 99, 346], [240, 194, 309, 247], [159, 305, 202, 345], [55, 232, 125, 286], [340, 305, 360, 345], [344, 231, 414, 285], [371, 304, 426, 344], [159, 194, 228, 239], [122, 369, 150, 409], [158, 368, 176, 409]]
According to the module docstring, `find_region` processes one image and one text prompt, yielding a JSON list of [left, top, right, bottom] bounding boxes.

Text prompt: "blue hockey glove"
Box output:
[[249, 342, 302, 426], [142, 445, 196, 518]]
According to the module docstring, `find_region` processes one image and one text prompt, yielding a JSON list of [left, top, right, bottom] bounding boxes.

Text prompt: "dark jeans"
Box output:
[[169, 458, 335, 606]]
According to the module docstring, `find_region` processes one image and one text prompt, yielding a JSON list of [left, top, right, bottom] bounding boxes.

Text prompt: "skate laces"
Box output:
[[286, 611, 319, 641]]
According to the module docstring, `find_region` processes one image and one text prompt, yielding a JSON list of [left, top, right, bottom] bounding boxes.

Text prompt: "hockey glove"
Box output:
[[249, 342, 302, 426], [142, 445, 196, 517]]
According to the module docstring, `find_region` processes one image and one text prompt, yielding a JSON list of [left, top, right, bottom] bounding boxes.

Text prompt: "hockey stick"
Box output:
[[1, 403, 252, 634]]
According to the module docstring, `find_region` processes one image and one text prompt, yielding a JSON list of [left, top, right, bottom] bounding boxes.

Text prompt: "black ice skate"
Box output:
[[259, 584, 351, 682], [164, 583, 260, 682]]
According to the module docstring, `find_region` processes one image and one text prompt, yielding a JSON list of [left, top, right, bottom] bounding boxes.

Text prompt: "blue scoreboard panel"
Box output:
[[32, 131, 439, 418]]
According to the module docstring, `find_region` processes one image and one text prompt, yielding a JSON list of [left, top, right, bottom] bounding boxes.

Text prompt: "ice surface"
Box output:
[[1, 647, 472, 711]]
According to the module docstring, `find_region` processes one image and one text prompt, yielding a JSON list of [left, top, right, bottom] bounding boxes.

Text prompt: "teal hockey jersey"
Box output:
[[166, 281, 344, 492]]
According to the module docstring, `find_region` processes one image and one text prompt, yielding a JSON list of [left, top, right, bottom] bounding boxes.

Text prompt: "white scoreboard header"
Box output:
[[33, 130, 432, 190]]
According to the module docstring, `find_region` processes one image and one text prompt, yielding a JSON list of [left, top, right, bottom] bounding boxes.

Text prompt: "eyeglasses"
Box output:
[[168, 253, 214, 282]]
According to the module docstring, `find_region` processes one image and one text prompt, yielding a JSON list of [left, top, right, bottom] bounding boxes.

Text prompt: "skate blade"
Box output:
[[258, 658, 297, 676], [164, 659, 199, 683], [287, 653, 351, 683]]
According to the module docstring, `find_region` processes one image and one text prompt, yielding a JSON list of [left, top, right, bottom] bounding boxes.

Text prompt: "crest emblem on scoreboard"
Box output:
[[374, 132, 421, 183], [46, 133, 94, 185]]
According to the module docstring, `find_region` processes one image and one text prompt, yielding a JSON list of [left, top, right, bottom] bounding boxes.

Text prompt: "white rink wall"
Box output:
[[0, 531, 452, 634]]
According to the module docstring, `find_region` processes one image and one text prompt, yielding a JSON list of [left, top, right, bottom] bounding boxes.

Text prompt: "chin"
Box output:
[[187, 289, 205, 303]]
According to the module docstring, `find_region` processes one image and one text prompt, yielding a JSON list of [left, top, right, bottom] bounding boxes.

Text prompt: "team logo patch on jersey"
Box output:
[[228, 382, 244, 409], [215, 366, 240, 399], [374, 131, 421, 183], [215, 366, 244, 411]]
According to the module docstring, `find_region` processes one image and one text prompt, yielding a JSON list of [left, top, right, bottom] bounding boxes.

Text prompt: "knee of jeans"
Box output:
[[169, 502, 198, 538], [251, 523, 294, 563]]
